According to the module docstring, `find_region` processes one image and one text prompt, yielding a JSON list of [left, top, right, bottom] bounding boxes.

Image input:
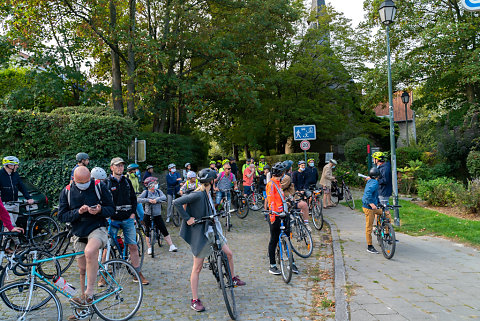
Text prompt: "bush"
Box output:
[[396, 145, 424, 168], [344, 137, 371, 165], [466, 150, 480, 178], [335, 161, 368, 188], [417, 177, 465, 206], [458, 179, 480, 213]]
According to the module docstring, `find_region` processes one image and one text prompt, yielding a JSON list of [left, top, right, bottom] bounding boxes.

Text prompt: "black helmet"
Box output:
[[369, 167, 380, 178], [272, 162, 287, 176], [264, 165, 271, 170], [76, 152, 89, 162], [198, 168, 217, 183]]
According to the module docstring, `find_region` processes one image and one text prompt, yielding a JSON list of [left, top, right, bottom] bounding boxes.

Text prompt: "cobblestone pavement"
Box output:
[[326, 203, 480, 321], [1, 210, 335, 321]]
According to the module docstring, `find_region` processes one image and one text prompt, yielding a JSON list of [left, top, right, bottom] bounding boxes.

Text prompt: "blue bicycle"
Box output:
[[266, 211, 294, 284]]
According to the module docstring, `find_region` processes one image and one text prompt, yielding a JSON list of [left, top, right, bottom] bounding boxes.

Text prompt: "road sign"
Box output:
[[325, 152, 333, 163], [300, 140, 310, 151], [293, 125, 316, 141], [128, 139, 146, 163], [462, 0, 480, 11]]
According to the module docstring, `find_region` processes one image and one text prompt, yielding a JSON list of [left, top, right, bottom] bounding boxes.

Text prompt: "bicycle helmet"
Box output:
[[209, 161, 216, 165], [76, 152, 89, 162], [260, 155, 265, 159], [198, 168, 217, 183], [168, 163, 176, 170], [91, 167, 107, 180], [264, 165, 271, 170], [283, 160, 293, 171], [372, 151, 387, 162], [146, 165, 154, 170], [272, 162, 287, 176], [2, 156, 19, 166], [307, 158, 315, 163], [187, 171, 197, 179], [329, 159, 338, 165], [369, 167, 380, 178], [222, 159, 229, 165], [298, 160, 306, 165], [144, 176, 158, 186], [185, 163, 191, 168], [127, 163, 139, 171]]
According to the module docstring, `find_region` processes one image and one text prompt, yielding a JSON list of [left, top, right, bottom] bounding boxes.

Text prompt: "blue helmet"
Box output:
[[127, 163, 139, 171]]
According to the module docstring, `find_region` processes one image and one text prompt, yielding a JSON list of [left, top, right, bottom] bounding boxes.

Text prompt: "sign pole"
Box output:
[[134, 137, 138, 164]]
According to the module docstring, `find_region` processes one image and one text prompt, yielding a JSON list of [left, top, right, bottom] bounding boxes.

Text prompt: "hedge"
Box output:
[[396, 145, 425, 168], [467, 150, 480, 178], [344, 137, 371, 165]]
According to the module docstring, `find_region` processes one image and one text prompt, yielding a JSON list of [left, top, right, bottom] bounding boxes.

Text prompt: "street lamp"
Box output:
[[379, 0, 400, 226], [401, 91, 410, 147]]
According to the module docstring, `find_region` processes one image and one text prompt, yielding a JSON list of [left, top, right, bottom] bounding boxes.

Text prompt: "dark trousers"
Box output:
[[144, 214, 169, 238], [268, 215, 292, 265]]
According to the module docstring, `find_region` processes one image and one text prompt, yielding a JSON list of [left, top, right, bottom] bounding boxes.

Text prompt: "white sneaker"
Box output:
[[166, 217, 171, 223], [147, 247, 152, 255], [169, 244, 178, 252]]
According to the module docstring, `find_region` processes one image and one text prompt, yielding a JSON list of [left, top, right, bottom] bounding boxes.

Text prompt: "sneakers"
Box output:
[[291, 263, 299, 274], [166, 217, 171, 223], [191, 299, 205, 312], [367, 245, 379, 254], [269, 266, 281, 275], [305, 222, 312, 233], [133, 272, 150, 285], [169, 244, 178, 252], [232, 276, 246, 286], [147, 247, 152, 255]]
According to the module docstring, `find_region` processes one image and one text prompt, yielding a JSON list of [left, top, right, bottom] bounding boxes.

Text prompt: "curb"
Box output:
[[324, 216, 349, 321]]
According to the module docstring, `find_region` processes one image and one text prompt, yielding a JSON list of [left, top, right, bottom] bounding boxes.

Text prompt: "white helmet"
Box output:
[[91, 167, 107, 180], [3, 156, 19, 166], [187, 171, 197, 179]]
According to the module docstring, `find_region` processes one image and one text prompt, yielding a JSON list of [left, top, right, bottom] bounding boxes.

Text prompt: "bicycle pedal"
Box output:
[[203, 263, 209, 269]]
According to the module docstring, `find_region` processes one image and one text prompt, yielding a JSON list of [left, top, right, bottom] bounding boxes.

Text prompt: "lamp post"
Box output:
[[379, 0, 400, 226], [401, 91, 410, 146]]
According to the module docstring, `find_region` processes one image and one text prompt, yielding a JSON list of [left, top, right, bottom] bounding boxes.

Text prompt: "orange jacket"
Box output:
[[266, 178, 285, 222]]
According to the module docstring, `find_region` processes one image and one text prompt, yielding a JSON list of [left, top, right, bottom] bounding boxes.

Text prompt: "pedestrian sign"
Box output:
[[462, 0, 480, 11], [293, 125, 316, 141]]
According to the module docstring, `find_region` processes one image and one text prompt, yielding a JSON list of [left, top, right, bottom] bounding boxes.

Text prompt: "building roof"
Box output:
[[374, 91, 414, 121]]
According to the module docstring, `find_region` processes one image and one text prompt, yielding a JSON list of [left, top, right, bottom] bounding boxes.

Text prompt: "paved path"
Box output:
[[325, 204, 480, 321]]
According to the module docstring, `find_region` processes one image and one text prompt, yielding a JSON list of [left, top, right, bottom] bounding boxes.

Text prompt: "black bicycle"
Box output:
[[289, 195, 313, 259], [231, 190, 249, 219], [218, 189, 234, 232], [374, 204, 400, 259], [194, 212, 236, 320], [330, 172, 355, 209], [308, 185, 324, 230]]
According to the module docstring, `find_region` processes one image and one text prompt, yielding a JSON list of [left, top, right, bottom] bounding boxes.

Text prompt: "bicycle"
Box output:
[[218, 188, 234, 232], [167, 190, 181, 227], [5, 200, 60, 247], [105, 219, 145, 269], [267, 210, 294, 284], [145, 213, 165, 259], [231, 190, 249, 219], [246, 182, 263, 211], [374, 203, 399, 259], [288, 196, 313, 259], [0, 244, 143, 321], [308, 185, 324, 230], [330, 172, 355, 209], [194, 212, 237, 320]]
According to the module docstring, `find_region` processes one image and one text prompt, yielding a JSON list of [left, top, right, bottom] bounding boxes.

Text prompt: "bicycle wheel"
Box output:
[[344, 187, 355, 210], [157, 230, 164, 247], [225, 202, 232, 232], [276, 235, 293, 284], [330, 186, 339, 205], [172, 208, 180, 227], [217, 252, 236, 320], [235, 196, 249, 219], [30, 215, 60, 246], [247, 194, 262, 211], [135, 230, 145, 269], [290, 219, 313, 258], [379, 222, 396, 259], [93, 259, 143, 321], [312, 197, 324, 231], [49, 231, 76, 274], [149, 227, 156, 258], [0, 281, 62, 319]]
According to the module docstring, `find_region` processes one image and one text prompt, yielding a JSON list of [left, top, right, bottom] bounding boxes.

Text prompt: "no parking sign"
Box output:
[[300, 140, 311, 151]]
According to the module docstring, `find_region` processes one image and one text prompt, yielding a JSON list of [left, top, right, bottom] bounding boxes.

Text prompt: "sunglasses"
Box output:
[[224, 168, 231, 170]]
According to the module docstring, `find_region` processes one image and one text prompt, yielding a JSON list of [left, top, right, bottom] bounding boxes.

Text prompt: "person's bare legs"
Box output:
[[298, 201, 309, 221], [164, 235, 174, 246], [76, 256, 86, 298], [83, 238, 102, 297], [191, 256, 204, 300], [221, 244, 234, 276]]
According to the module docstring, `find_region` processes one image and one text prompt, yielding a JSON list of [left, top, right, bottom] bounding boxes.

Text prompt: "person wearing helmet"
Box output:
[[258, 164, 271, 211], [138, 176, 178, 254], [282, 160, 294, 177], [173, 168, 245, 313], [70, 152, 90, 182], [305, 158, 319, 187], [292, 161, 311, 229], [257, 155, 267, 174], [142, 165, 154, 183], [372, 152, 392, 205], [0, 156, 34, 230], [180, 171, 199, 196], [126, 163, 144, 221], [166, 163, 182, 223], [91, 167, 107, 181], [361, 167, 390, 254], [266, 162, 299, 275], [183, 163, 192, 182], [320, 159, 337, 208], [218, 159, 230, 174], [209, 161, 217, 172]]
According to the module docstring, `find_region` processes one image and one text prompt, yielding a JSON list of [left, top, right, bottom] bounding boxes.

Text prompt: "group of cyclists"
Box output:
[[0, 152, 340, 318]]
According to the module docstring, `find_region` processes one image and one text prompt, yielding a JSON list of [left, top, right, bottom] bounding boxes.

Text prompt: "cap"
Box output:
[[110, 157, 126, 166]]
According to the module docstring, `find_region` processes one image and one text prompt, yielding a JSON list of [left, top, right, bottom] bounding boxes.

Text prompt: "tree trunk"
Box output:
[[466, 84, 475, 103], [126, 0, 136, 117], [233, 144, 239, 161], [285, 137, 294, 154], [159, 108, 167, 133], [153, 114, 160, 132], [110, 0, 123, 115], [244, 145, 251, 159]]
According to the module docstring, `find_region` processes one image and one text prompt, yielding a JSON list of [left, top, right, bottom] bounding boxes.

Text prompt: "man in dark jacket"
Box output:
[[304, 158, 319, 187], [58, 166, 114, 306], [106, 157, 149, 285], [373, 152, 392, 204], [292, 161, 308, 191]]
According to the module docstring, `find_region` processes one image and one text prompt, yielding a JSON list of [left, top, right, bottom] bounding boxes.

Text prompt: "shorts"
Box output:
[[243, 186, 252, 196], [196, 233, 227, 259], [72, 227, 108, 255], [323, 186, 331, 194], [109, 218, 137, 245], [215, 190, 231, 205]]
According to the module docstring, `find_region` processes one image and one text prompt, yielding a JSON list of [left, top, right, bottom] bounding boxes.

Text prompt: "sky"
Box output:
[[327, 0, 366, 27]]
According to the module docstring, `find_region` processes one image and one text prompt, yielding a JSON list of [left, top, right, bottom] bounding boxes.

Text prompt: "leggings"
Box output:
[[268, 215, 292, 265], [144, 214, 169, 238]]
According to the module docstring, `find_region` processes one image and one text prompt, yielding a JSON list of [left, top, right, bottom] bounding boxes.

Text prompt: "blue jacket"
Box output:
[[377, 162, 392, 198], [362, 179, 380, 209], [0, 168, 31, 202], [304, 166, 319, 186], [166, 172, 181, 195]]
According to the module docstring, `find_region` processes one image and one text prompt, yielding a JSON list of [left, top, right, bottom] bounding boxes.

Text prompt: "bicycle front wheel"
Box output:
[[290, 220, 313, 258], [93, 259, 143, 321], [172, 208, 180, 227], [344, 187, 355, 210], [276, 235, 293, 284], [135, 230, 145, 269], [217, 252, 236, 320], [30, 215, 60, 246], [150, 228, 156, 258], [235, 196, 249, 219], [312, 197, 324, 230], [379, 222, 396, 259], [247, 194, 262, 211], [0, 281, 62, 320], [330, 187, 339, 205]]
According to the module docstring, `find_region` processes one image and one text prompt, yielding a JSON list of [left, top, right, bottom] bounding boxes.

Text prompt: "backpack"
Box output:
[[219, 171, 234, 182], [65, 180, 102, 206]]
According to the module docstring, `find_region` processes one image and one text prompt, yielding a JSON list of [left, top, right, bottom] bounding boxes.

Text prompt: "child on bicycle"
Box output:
[[137, 177, 178, 254], [362, 167, 391, 254], [173, 168, 245, 313], [266, 162, 298, 275]]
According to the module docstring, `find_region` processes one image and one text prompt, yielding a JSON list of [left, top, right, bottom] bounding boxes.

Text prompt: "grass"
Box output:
[[352, 199, 480, 247]]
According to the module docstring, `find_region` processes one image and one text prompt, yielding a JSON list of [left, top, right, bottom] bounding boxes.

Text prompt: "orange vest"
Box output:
[[266, 178, 285, 223]]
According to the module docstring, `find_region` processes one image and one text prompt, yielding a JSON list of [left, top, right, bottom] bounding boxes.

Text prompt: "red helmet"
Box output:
[[144, 176, 158, 186]]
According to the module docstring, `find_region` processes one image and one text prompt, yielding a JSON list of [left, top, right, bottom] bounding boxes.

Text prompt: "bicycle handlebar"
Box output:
[[379, 203, 401, 209], [193, 212, 222, 225]]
